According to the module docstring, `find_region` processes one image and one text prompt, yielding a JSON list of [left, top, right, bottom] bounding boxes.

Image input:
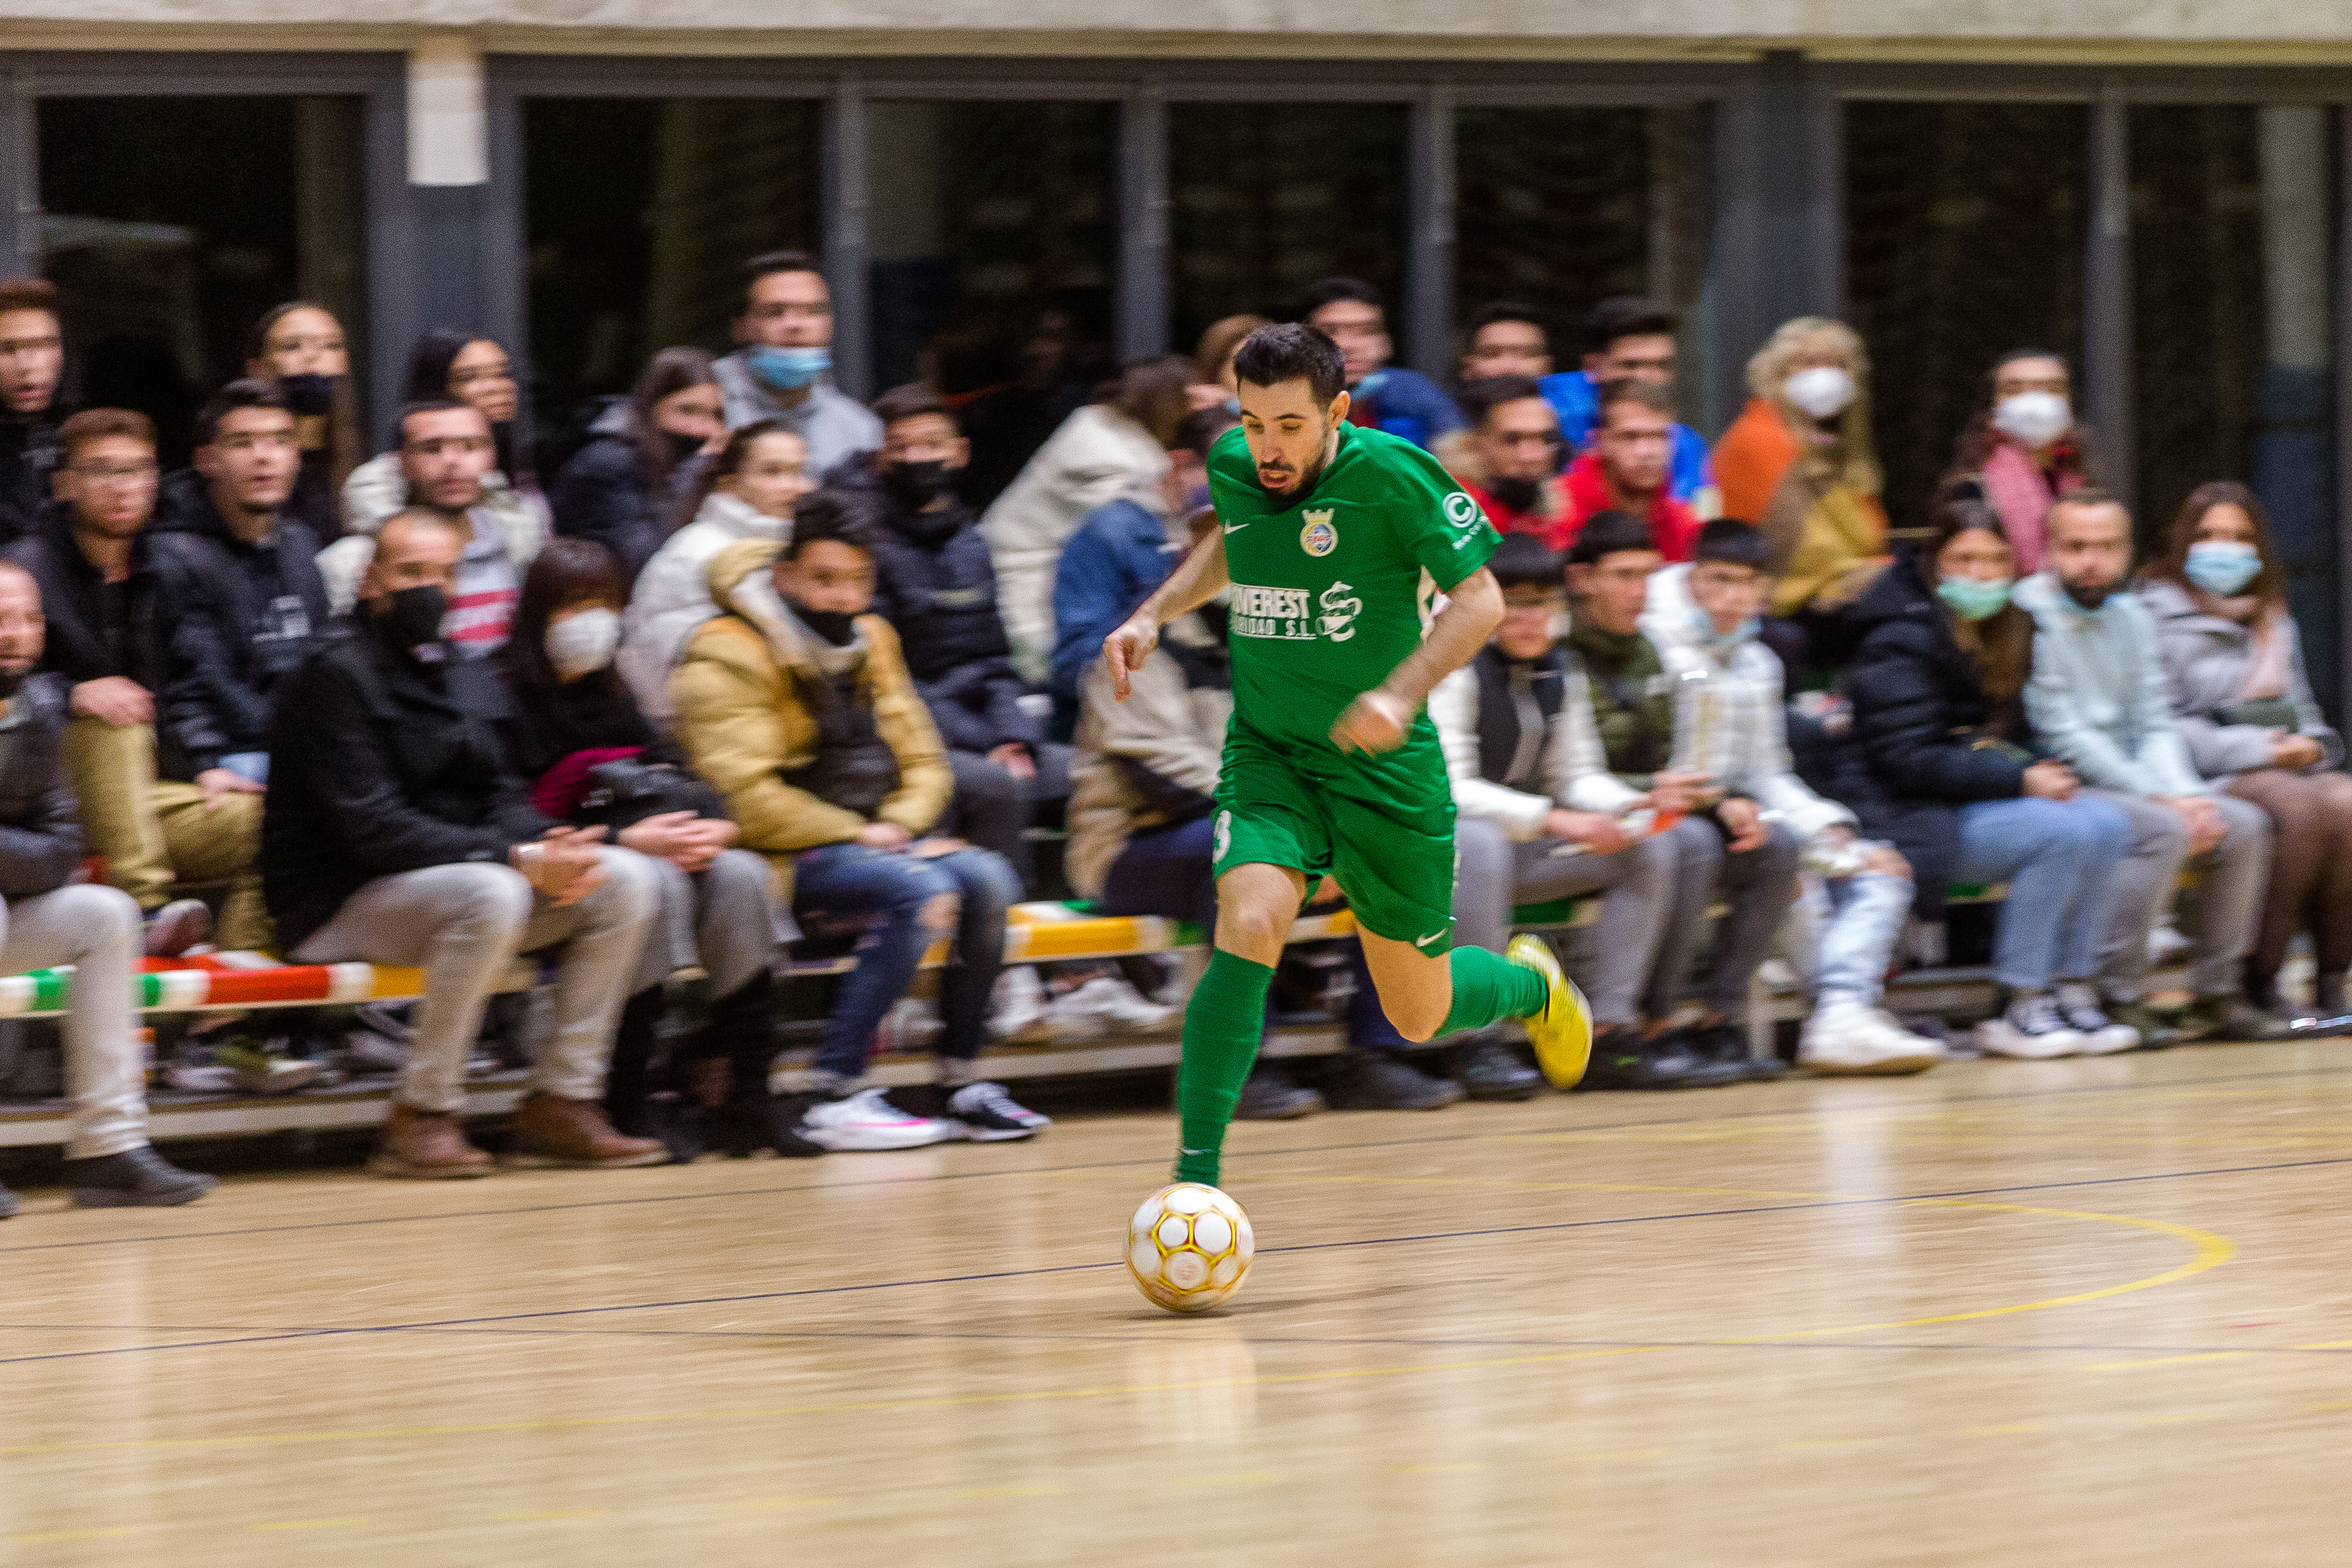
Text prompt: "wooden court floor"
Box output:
[[8, 1041, 2352, 1567]]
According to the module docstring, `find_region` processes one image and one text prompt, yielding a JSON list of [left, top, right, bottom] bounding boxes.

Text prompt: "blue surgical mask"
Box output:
[[1937, 575, 2013, 622], [1689, 602, 1758, 649], [2185, 540, 2262, 597], [749, 346, 831, 392]]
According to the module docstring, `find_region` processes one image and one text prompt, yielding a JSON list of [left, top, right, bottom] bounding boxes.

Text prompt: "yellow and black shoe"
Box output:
[[1507, 934, 1593, 1089]]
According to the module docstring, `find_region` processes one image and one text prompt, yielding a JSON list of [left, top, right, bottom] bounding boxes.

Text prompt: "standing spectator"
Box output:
[[2142, 482, 2350, 1020], [341, 331, 551, 544], [1835, 499, 2135, 1058], [5, 408, 220, 956], [1537, 297, 1713, 511], [1457, 301, 1554, 384], [1428, 534, 1674, 1094], [0, 279, 66, 548], [983, 356, 1191, 682], [244, 301, 360, 544], [1051, 406, 1236, 729], [1299, 277, 1464, 450], [620, 419, 815, 724], [1947, 349, 2099, 578], [2017, 489, 2280, 1046], [1189, 314, 1271, 413], [710, 251, 881, 477], [0, 560, 215, 1211], [1558, 380, 1701, 562], [1712, 317, 1890, 664], [497, 538, 805, 1157], [264, 508, 665, 1178], [1436, 376, 1572, 543], [548, 348, 724, 584], [668, 503, 1049, 1148]]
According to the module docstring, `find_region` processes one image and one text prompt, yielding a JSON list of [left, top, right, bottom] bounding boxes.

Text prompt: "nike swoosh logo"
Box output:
[[1414, 929, 1446, 949], [1222, 521, 1249, 535]]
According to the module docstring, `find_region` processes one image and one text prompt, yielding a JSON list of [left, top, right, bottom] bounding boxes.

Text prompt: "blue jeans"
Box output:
[[1814, 869, 1913, 1008], [793, 843, 1020, 1079], [1954, 796, 2132, 992]]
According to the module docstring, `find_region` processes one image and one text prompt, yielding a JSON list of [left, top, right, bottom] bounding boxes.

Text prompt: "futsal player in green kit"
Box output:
[[1104, 323, 1590, 1190]]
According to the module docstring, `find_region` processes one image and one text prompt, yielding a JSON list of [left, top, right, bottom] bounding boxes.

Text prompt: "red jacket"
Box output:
[[1555, 453, 1699, 562], [1463, 475, 1576, 544]]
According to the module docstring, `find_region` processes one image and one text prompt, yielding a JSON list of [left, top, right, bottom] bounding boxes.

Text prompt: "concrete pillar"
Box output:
[[821, 79, 872, 402], [1707, 52, 1838, 437], [1403, 83, 1456, 380], [2082, 88, 2134, 515], [1115, 84, 1171, 362]]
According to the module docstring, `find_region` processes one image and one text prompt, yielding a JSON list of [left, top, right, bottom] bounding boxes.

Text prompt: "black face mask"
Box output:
[[2064, 580, 2116, 612], [280, 373, 336, 418], [1489, 475, 1543, 514], [882, 459, 957, 515], [377, 584, 448, 652], [792, 602, 859, 647]]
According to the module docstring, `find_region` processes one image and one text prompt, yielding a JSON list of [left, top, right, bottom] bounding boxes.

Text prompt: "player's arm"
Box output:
[[1330, 567, 1505, 755], [1103, 528, 1231, 701]]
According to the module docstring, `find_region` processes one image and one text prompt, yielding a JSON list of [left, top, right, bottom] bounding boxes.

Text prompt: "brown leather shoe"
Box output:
[[508, 1092, 671, 1169], [369, 1103, 496, 1179]]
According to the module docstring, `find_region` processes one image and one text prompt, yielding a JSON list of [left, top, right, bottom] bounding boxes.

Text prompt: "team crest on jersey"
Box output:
[[1300, 509, 1338, 556]]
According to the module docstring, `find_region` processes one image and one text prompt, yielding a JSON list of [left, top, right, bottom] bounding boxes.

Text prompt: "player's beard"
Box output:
[[1256, 446, 1330, 501]]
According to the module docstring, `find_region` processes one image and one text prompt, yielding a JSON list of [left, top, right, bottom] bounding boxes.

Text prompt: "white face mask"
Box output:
[[1992, 390, 2073, 450], [1782, 365, 1856, 420], [545, 607, 621, 679]]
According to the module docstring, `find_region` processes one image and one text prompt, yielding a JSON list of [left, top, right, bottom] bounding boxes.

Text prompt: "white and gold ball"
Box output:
[[1125, 1182, 1254, 1314]]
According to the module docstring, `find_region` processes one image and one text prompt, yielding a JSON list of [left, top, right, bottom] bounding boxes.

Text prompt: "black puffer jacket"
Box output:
[[0, 411, 60, 550], [826, 456, 1039, 754], [0, 673, 88, 898], [549, 399, 666, 582], [1829, 551, 2038, 920], [149, 468, 331, 781]]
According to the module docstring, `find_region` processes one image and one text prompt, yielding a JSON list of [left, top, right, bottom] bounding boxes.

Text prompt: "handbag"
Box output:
[[577, 756, 726, 832]]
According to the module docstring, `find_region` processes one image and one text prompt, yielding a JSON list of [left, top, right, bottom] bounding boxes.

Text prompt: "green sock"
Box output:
[[1173, 949, 1275, 1186], [1438, 943, 1550, 1037]]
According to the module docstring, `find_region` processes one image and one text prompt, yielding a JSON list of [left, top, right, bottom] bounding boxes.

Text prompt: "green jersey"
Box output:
[[1205, 422, 1499, 750]]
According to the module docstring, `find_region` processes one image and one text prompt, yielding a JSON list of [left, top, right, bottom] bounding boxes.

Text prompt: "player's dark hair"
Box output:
[[192, 377, 290, 448], [1173, 406, 1239, 459], [782, 490, 870, 560], [1565, 510, 1657, 567], [1588, 296, 1678, 355], [871, 381, 955, 433], [1299, 276, 1383, 318], [1489, 532, 1564, 590], [1232, 323, 1348, 408], [1468, 300, 1545, 342], [1694, 518, 1773, 573], [1456, 375, 1546, 429]]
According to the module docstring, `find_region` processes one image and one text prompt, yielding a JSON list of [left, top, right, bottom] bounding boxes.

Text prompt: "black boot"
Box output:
[[699, 973, 823, 1159], [1581, 1026, 1704, 1090], [604, 988, 668, 1141], [1691, 1019, 1779, 1084]]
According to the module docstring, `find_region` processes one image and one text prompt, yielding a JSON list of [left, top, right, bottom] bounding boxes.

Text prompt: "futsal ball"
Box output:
[[1126, 1182, 1254, 1314]]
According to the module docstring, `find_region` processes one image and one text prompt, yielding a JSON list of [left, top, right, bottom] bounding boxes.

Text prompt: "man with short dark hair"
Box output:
[[0, 280, 65, 548], [1458, 302, 1554, 384], [1559, 380, 1701, 562], [1443, 376, 1572, 544], [1299, 277, 1464, 451], [1539, 296, 1714, 511], [711, 250, 882, 475]]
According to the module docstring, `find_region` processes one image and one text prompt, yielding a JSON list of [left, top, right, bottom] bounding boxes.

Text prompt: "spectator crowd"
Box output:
[[0, 253, 2340, 1214]]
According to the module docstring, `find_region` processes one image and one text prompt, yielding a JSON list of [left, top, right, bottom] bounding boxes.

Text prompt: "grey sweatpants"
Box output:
[[292, 847, 658, 1114], [1652, 817, 1802, 1019], [12, 883, 149, 1159], [1455, 816, 1674, 1027], [632, 846, 791, 996], [2091, 790, 2271, 1001]]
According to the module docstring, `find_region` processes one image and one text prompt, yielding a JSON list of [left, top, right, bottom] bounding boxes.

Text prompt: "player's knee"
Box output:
[[1382, 994, 1449, 1044]]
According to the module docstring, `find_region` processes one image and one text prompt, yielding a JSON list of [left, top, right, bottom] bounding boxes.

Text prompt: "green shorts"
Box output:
[[1211, 720, 1459, 953]]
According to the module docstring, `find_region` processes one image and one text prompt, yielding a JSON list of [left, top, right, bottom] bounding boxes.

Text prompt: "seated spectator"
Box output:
[[1642, 520, 1940, 1074], [548, 347, 724, 583], [620, 418, 814, 724], [1300, 276, 1464, 451], [320, 401, 543, 660], [0, 279, 66, 548], [668, 499, 1049, 1148], [1836, 499, 2135, 1058], [1429, 534, 1674, 1092], [498, 538, 805, 1158], [1712, 317, 1890, 662], [1435, 376, 1573, 543], [1556, 512, 1798, 1086], [830, 384, 1067, 881], [1947, 349, 2100, 578], [983, 355, 1192, 682], [1051, 406, 1237, 731], [6, 408, 226, 955], [338, 331, 550, 559], [1536, 297, 1715, 512], [0, 560, 214, 1211], [956, 289, 1112, 508], [2018, 489, 2283, 1046], [1188, 313, 1270, 413], [1558, 380, 1700, 562], [2146, 482, 2351, 1020], [1457, 300, 1554, 384], [244, 301, 359, 543], [712, 250, 881, 476], [264, 508, 665, 1178]]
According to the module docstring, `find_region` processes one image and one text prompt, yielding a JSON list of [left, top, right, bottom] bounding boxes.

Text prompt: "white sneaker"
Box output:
[[1799, 998, 1942, 1075], [1050, 975, 1177, 1039], [989, 966, 1052, 1043], [798, 1087, 963, 1152], [2055, 983, 2141, 1055], [1977, 992, 2083, 1060]]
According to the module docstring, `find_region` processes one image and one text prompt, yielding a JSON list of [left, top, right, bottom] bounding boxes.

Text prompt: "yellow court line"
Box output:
[[2081, 1352, 2256, 1373]]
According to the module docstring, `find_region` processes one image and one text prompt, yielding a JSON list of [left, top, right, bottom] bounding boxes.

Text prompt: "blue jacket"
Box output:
[[1349, 367, 1464, 451], [1537, 370, 1715, 506], [1051, 497, 1182, 709]]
